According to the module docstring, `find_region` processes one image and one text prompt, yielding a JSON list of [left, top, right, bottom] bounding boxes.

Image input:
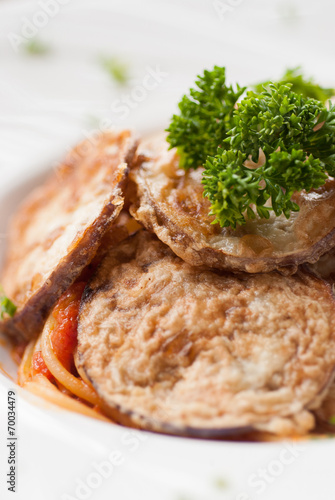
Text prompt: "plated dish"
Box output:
[[1, 66, 335, 441]]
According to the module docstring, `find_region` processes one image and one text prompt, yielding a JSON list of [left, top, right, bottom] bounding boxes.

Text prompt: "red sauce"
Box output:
[[51, 282, 86, 373], [31, 282, 86, 378], [32, 351, 54, 381]]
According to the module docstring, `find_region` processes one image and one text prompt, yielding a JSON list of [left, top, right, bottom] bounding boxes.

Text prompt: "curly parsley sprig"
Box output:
[[254, 67, 335, 103], [203, 148, 327, 228], [166, 66, 246, 169], [167, 67, 335, 228], [226, 84, 332, 159]]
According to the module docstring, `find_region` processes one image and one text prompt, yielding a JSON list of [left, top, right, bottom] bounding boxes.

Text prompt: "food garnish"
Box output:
[[166, 66, 245, 169], [0, 288, 16, 319], [167, 66, 335, 228], [254, 67, 335, 103]]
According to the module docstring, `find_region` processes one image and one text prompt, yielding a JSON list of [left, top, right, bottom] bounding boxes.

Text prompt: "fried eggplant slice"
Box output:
[[1, 130, 137, 342], [130, 134, 335, 274], [77, 231, 335, 437]]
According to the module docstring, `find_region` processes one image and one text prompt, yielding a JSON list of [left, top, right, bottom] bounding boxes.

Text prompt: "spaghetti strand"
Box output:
[[41, 317, 101, 406], [23, 374, 110, 422]]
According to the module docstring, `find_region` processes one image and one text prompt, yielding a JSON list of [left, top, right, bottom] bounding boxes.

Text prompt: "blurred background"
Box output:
[[0, 0, 334, 184]]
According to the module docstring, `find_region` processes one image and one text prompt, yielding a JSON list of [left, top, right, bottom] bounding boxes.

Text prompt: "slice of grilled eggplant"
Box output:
[[77, 230, 335, 437], [130, 134, 335, 274], [1, 130, 137, 342]]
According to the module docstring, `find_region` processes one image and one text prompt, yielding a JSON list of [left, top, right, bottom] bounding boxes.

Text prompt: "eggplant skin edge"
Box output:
[[131, 188, 335, 275], [1, 197, 123, 342], [0, 132, 138, 342]]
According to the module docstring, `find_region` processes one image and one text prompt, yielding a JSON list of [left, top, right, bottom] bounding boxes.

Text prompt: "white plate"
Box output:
[[0, 1, 334, 499]]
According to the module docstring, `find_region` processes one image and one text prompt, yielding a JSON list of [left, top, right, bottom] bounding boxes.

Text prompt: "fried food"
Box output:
[[130, 134, 335, 274], [77, 231, 335, 437], [1, 130, 137, 341]]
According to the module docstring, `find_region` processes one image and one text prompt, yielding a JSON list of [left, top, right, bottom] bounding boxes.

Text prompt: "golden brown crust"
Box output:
[[77, 231, 335, 437], [130, 134, 335, 274], [1, 130, 137, 342]]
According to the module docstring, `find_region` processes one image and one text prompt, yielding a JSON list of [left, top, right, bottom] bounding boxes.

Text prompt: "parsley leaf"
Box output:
[[254, 67, 335, 103], [166, 66, 246, 169], [203, 148, 326, 228]]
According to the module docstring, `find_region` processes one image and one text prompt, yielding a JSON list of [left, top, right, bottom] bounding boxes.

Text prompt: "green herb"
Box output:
[[254, 67, 335, 103], [213, 477, 228, 490], [100, 57, 129, 85], [23, 39, 51, 56], [204, 146, 327, 228], [166, 66, 245, 169], [167, 67, 335, 228], [205, 84, 335, 227], [0, 289, 16, 320]]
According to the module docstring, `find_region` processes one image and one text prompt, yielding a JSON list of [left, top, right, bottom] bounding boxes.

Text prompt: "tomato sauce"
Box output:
[[31, 351, 54, 381], [51, 282, 86, 373], [32, 282, 86, 378]]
